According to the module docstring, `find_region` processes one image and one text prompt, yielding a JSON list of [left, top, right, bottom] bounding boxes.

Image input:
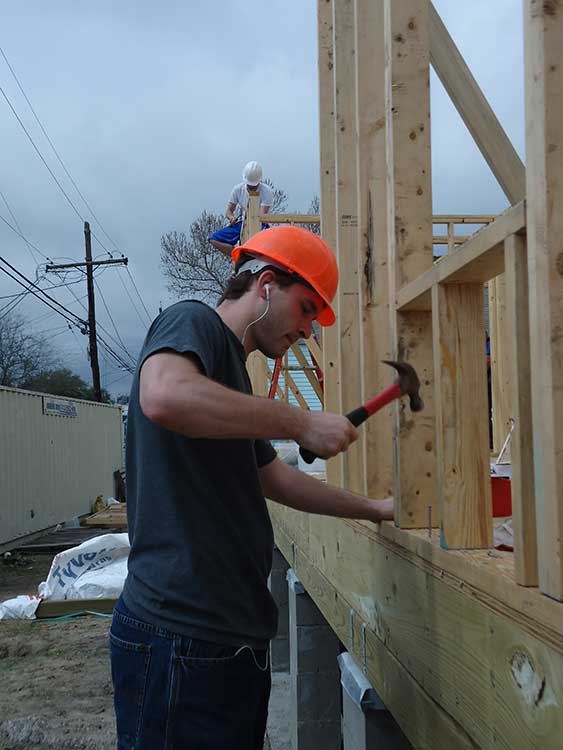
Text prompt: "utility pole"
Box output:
[[84, 222, 101, 401], [45, 221, 128, 402]]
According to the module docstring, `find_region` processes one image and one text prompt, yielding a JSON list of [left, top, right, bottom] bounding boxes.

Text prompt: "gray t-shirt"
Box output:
[[122, 300, 278, 648]]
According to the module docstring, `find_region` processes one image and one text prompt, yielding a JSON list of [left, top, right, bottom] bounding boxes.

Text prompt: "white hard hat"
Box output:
[[242, 161, 263, 186]]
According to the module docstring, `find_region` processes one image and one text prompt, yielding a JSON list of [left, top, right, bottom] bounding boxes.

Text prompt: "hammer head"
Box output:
[[382, 360, 424, 412]]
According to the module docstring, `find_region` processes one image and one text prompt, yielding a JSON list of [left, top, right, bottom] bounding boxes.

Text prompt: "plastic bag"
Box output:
[[0, 595, 41, 620], [38, 532, 130, 601]]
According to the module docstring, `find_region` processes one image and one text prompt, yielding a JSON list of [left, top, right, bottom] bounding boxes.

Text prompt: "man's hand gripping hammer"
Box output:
[[299, 360, 424, 465]]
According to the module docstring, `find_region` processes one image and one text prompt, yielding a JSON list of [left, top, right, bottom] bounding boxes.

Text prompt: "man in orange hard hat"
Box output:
[[110, 226, 393, 750]]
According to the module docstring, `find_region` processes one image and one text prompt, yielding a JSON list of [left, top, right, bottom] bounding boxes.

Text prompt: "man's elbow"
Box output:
[[139, 383, 174, 427]]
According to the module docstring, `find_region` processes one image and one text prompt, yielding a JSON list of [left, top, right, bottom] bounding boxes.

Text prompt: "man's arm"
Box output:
[[226, 202, 238, 224], [140, 351, 358, 457], [259, 457, 393, 524], [259, 204, 271, 221]]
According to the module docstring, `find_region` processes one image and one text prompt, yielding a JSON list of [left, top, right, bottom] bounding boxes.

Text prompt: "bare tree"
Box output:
[[263, 179, 288, 214], [0, 313, 54, 387], [160, 184, 305, 304], [299, 195, 320, 235], [161, 211, 232, 303]]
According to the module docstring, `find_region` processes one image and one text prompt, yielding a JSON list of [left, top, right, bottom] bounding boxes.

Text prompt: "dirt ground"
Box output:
[[0, 552, 277, 750], [0, 553, 116, 750]]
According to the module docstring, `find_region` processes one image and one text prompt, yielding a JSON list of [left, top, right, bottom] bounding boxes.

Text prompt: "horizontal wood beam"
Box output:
[[397, 200, 526, 311], [265, 213, 321, 224], [433, 214, 496, 224], [266, 212, 496, 227], [433, 235, 471, 245], [37, 597, 117, 618], [429, 2, 526, 204]]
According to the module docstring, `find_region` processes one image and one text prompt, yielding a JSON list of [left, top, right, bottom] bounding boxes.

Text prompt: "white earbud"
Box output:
[[265, 283, 270, 301]]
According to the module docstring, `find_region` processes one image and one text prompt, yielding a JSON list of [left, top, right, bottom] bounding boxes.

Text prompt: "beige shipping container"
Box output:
[[0, 386, 123, 546]]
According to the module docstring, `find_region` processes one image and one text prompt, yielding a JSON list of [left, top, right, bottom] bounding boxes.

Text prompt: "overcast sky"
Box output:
[[0, 1, 524, 397]]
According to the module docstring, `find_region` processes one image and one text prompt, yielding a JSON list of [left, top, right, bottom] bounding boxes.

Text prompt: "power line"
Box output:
[[0, 84, 87, 223], [0, 189, 40, 265], [0, 45, 124, 257], [0, 50, 152, 327], [0, 212, 51, 261], [116, 266, 149, 328], [0, 82, 116, 259], [0, 204, 133, 365], [94, 277, 133, 360], [105, 370, 132, 389], [0, 255, 85, 323], [0, 274, 45, 317], [125, 266, 152, 323], [0, 263, 86, 328]]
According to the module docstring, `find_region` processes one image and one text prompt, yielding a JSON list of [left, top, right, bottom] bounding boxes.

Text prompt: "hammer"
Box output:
[[299, 360, 424, 465]]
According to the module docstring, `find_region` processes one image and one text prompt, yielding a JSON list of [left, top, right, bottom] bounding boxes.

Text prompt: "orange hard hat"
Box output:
[[232, 226, 338, 326]]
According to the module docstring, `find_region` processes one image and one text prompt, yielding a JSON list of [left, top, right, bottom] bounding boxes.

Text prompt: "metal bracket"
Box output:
[[338, 652, 385, 712], [286, 568, 304, 595]]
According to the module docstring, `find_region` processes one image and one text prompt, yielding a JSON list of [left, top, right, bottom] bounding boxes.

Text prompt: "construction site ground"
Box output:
[[0, 553, 290, 750]]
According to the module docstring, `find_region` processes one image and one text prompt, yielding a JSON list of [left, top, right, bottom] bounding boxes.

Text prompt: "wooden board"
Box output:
[[269, 503, 563, 750], [432, 283, 493, 549], [264, 213, 320, 225], [504, 233, 538, 586], [489, 275, 512, 454], [332, 0, 364, 493], [397, 201, 526, 311], [317, 0, 342, 488], [354, 0, 393, 499], [36, 597, 117, 618], [384, 0, 436, 527], [82, 504, 127, 528], [15, 527, 121, 554], [524, 0, 563, 601]]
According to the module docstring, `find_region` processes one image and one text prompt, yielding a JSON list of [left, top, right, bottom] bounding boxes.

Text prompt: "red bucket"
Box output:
[[491, 475, 512, 517]]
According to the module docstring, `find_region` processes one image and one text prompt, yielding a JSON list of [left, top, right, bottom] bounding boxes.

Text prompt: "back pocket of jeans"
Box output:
[[110, 631, 151, 748]]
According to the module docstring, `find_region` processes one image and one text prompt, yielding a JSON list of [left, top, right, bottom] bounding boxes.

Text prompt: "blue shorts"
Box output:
[[209, 221, 269, 248]]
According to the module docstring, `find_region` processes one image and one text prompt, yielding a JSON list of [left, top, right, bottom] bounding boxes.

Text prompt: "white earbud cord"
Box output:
[[241, 294, 270, 347]]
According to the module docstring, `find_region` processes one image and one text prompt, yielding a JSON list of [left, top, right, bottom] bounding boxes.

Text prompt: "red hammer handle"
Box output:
[[299, 383, 404, 464], [363, 382, 402, 418]]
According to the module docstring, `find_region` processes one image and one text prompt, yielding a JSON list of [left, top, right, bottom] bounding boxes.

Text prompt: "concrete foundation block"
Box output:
[[271, 636, 290, 673], [291, 672, 341, 721], [287, 569, 341, 750], [292, 720, 341, 750], [288, 582, 326, 626], [290, 625, 340, 673]]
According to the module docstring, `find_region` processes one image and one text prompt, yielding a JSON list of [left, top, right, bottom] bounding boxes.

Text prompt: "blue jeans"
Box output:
[[110, 598, 271, 749]]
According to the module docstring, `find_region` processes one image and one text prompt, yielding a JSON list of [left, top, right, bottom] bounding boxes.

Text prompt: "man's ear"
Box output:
[[257, 270, 276, 300]]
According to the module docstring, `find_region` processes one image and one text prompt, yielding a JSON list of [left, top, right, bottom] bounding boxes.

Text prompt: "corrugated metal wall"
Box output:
[[0, 386, 123, 545]]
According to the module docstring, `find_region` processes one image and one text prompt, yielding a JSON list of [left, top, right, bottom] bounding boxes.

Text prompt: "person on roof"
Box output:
[[110, 226, 393, 750], [208, 160, 273, 256]]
